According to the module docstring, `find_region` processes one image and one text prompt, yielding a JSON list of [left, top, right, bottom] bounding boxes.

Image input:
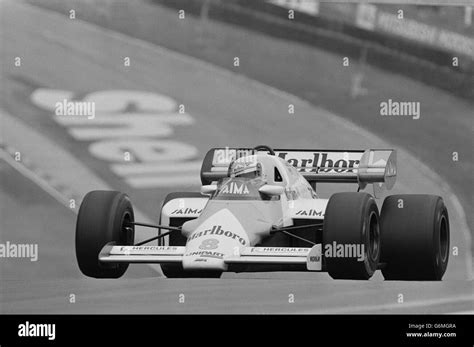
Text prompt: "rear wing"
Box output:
[[200, 148, 396, 191]]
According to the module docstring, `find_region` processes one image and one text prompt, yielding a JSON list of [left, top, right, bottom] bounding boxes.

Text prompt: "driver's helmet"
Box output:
[[229, 156, 262, 179]]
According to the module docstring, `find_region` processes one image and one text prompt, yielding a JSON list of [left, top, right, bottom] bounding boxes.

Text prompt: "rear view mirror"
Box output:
[[259, 185, 284, 196], [201, 184, 217, 195]]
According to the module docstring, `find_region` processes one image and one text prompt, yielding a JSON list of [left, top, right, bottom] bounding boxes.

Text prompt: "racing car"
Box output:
[[76, 145, 450, 280]]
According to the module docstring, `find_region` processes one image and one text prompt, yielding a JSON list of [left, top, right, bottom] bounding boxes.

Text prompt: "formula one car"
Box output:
[[76, 145, 450, 280]]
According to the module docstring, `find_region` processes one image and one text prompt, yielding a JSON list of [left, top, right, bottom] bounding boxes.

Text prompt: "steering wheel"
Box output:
[[253, 145, 275, 155]]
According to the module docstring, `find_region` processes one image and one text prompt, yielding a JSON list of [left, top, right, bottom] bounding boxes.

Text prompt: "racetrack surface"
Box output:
[[26, 0, 474, 237], [0, 1, 472, 313]]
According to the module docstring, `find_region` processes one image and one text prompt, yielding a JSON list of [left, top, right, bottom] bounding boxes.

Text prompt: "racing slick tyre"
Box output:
[[159, 192, 222, 279], [323, 192, 380, 280], [380, 195, 449, 281], [76, 190, 135, 278]]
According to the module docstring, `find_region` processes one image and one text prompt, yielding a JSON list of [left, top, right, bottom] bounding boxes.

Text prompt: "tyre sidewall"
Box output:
[[380, 195, 449, 280], [76, 191, 134, 278], [323, 193, 380, 280]]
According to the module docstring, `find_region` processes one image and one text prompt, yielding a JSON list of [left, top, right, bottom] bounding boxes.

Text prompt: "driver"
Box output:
[[229, 156, 262, 179]]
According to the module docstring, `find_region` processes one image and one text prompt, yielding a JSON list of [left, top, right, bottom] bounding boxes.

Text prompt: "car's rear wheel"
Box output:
[[323, 192, 380, 280], [159, 192, 221, 278], [76, 190, 135, 278], [380, 195, 449, 280]]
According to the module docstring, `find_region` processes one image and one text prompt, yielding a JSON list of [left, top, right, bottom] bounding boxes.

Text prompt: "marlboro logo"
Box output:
[[188, 225, 247, 245], [277, 152, 361, 173]]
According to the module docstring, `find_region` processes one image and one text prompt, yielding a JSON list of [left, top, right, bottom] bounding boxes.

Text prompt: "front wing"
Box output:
[[99, 245, 322, 271]]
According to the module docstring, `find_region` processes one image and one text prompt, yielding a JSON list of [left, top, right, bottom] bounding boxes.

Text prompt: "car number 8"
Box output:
[[199, 239, 219, 250]]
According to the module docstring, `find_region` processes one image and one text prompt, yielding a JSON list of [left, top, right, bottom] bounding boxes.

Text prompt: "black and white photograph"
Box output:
[[0, 0, 473, 344]]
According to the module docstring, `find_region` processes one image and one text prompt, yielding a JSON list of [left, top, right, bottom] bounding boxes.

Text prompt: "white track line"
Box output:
[[449, 311, 474, 314], [1, 149, 75, 213], [0, 107, 163, 275], [1, 146, 163, 276], [307, 294, 474, 314]]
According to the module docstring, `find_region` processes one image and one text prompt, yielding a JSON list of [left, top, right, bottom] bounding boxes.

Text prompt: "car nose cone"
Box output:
[[182, 208, 250, 270]]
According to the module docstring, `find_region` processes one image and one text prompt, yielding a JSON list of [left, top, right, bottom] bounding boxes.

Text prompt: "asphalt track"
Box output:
[[0, 1, 472, 313]]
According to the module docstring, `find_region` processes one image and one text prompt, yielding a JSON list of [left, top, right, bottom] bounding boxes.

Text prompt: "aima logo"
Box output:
[[171, 208, 202, 215], [295, 209, 324, 217], [221, 182, 249, 194]]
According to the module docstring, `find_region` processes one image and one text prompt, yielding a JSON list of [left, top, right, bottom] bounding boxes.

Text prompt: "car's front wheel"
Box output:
[[76, 190, 135, 278]]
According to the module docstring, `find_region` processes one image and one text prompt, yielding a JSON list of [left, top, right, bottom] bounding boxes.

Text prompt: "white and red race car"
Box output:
[[76, 145, 450, 280]]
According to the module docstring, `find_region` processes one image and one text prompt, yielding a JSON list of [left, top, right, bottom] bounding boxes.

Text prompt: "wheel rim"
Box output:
[[367, 211, 380, 262], [439, 215, 448, 263], [121, 212, 133, 245]]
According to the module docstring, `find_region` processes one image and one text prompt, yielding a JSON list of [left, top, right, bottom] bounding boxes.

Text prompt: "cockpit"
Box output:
[[211, 177, 267, 201], [228, 155, 262, 179], [201, 146, 317, 202], [210, 155, 277, 201]]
